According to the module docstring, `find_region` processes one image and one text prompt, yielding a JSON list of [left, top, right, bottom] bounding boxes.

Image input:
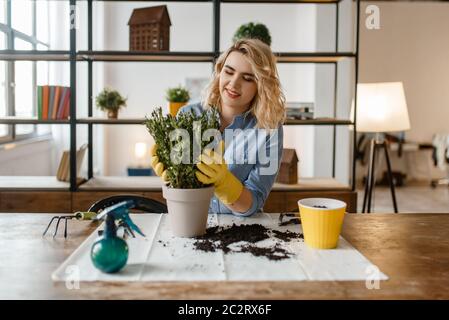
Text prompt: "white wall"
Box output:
[[359, 1, 449, 143], [358, 1, 449, 181], [100, 1, 318, 176]]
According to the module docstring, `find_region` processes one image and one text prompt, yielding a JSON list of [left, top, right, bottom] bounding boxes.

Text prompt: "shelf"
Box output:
[[0, 176, 349, 192], [1, 50, 355, 64], [276, 52, 355, 63], [0, 50, 71, 61], [84, 0, 339, 3], [223, 0, 340, 3], [77, 118, 146, 124], [77, 51, 215, 62], [273, 177, 350, 191], [76, 118, 353, 126], [88, 0, 213, 2], [284, 118, 354, 125], [78, 176, 350, 192], [0, 176, 70, 191], [0, 0, 358, 195], [79, 176, 164, 191], [78, 51, 355, 63], [0, 117, 70, 124]]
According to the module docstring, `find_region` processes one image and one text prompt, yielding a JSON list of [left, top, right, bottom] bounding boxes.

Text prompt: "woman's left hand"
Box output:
[[195, 141, 243, 205]]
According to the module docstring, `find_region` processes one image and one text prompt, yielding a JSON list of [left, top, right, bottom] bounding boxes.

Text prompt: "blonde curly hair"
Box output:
[[202, 38, 286, 130]]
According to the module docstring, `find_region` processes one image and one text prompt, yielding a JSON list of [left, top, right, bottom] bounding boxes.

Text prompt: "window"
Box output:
[[0, 1, 5, 24], [11, 0, 32, 36], [1, 0, 51, 143], [0, 29, 7, 140]]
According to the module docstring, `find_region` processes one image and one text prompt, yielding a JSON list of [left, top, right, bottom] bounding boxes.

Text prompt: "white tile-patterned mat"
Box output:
[[52, 213, 388, 282]]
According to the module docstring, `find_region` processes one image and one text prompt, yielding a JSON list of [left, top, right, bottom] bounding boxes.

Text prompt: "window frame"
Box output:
[[0, 0, 50, 144]]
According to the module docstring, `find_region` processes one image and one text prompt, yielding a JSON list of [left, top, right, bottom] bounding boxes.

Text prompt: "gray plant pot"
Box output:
[[162, 185, 214, 238]]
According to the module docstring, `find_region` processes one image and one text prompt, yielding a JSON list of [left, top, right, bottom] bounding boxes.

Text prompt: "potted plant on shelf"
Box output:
[[95, 88, 127, 119], [165, 85, 190, 117], [233, 22, 272, 46], [145, 107, 220, 237]]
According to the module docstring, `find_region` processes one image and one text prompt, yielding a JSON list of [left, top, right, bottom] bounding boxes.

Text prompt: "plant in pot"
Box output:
[[145, 107, 220, 237], [95, 88, 127, 119], [165, 85, 190, 117], [233, 22, 272, 46]]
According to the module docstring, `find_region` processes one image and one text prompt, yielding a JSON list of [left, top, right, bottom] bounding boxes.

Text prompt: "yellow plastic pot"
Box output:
[[168, 102, 187, 117], [298, 198, 347, 249]]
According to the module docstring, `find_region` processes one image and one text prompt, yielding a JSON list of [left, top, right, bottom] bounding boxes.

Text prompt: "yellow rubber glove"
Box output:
[[149, 144, 169, 182], [195, 141, 244, 205]]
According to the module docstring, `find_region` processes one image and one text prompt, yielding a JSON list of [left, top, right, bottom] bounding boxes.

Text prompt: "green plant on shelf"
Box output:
[[95, 88, 127, 119], [233, 22, 272, 46], [95, 88, 127, 111], [165, 85, 190, 103]]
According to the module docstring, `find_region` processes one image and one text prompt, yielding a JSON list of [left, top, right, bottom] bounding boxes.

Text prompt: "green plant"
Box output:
[[233, 22, 272, 46], [145, 107, 220, 189], [95, 88, 127, 111], [165, 86, 190, 103]]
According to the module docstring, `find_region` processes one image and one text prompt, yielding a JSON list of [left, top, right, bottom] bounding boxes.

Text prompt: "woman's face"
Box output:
[[219, 51, 258, 112]]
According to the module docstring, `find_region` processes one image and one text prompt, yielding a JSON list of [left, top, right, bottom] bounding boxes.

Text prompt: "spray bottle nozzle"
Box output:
[[95, 200, 145, 237]]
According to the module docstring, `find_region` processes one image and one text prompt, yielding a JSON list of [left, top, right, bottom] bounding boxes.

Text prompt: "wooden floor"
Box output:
[[357, 185, 449, 213]]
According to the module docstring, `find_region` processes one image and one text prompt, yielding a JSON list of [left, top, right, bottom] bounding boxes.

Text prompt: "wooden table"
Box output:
[[0, 213, 448, 299]]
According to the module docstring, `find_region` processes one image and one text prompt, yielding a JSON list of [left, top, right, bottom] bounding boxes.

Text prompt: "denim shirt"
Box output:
[[178, 102, 284, 217]]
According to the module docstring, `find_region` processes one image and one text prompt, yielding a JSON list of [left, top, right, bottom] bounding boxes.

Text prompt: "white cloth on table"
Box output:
[[51, 213, 388, 282]]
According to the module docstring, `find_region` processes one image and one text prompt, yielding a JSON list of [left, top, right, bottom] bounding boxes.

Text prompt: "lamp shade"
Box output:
[[134, 142, 147, 160], [351, 82, 410, 133]]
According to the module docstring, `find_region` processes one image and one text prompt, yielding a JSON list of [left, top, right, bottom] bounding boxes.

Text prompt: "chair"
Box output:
[[431, 134, 449, 188], [88, 194, 167, 213]]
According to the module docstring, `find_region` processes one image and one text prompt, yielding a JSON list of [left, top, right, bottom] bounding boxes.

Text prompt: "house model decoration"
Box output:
[[128, 5, 171, 52], [276, 148, 299, 184]]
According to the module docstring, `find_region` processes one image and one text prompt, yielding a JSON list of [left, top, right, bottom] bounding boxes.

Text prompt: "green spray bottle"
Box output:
[[90, 201, 145, 273]]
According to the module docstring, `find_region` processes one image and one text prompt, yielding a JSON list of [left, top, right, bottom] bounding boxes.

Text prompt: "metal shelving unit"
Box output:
[[0, 117, 70, 125], [0, 0, 359, 193]]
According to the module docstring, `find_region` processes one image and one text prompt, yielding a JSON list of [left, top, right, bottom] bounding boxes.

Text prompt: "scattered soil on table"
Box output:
[[272, 229, 304, 242], [193, 223, 303, 261], [240, 243, 292, 261]]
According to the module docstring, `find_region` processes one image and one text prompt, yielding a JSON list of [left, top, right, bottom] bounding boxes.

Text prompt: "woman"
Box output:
[[151, 38, 286, 216]]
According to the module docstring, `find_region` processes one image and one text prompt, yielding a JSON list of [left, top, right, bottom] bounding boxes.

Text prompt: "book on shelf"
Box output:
[[62, 88, 71, 119], [36, 85, 71, 120], [37, 86, 43, 119], [48, 86, 55, 120], [57, 87, 69, 120], [286, 102, 314, 120], [52, 86, 61, 120], [42, 86, 49, 120], [56, 143, 88, 182]]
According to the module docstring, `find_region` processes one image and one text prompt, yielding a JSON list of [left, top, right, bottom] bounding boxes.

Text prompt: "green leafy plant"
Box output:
[[95, 88, 127, 111], [233, 22, 272, 46], [145, 107, 220, 189], [165, 86, 190, 103]]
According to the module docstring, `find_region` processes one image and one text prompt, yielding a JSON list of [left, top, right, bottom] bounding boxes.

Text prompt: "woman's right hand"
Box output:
[[150, 144, 169, 182]]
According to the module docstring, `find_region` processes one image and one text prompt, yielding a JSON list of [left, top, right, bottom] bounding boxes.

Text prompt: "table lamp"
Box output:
[[127, 142, 153, 176], [351, 82, 410, 213], [134, 142, 148, 167]]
